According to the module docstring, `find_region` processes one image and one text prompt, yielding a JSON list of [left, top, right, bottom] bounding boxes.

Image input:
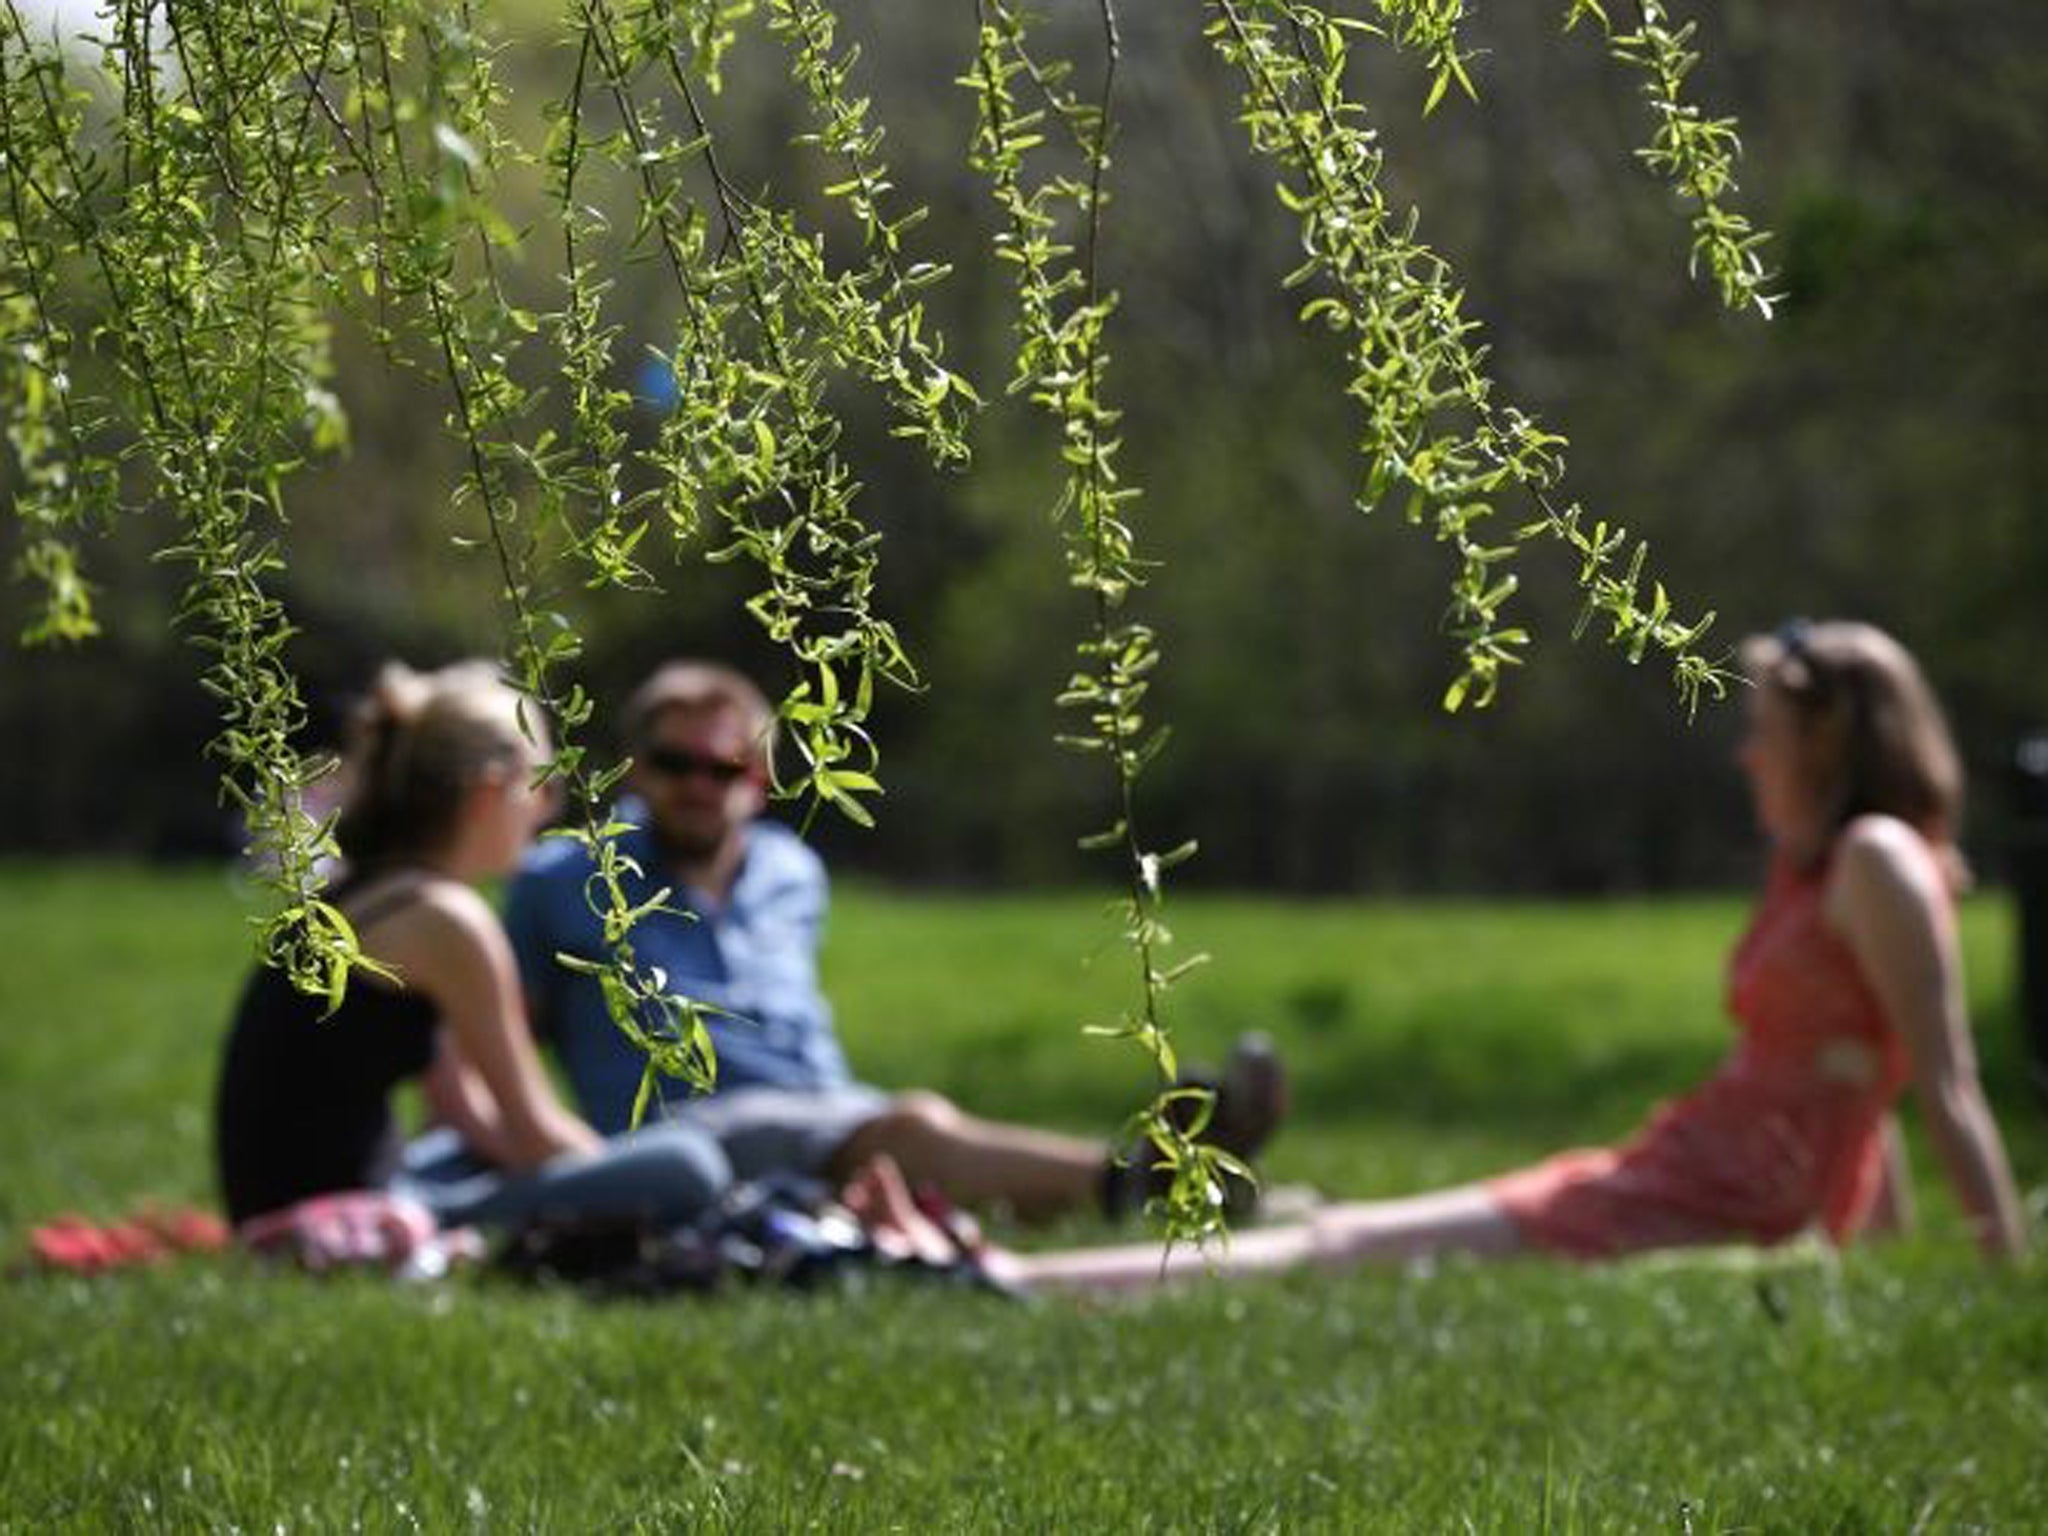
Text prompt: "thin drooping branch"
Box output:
[[968, 0, 1238, 1243]]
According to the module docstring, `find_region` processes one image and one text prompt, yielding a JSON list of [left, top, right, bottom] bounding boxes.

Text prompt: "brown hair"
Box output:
[[334, 660, 539, 868], [1739, 620, 1965, 874], [622, 660, 775, 761]]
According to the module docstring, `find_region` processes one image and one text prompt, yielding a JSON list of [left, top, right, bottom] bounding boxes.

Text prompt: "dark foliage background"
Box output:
[[5, 0, 2045, 891]]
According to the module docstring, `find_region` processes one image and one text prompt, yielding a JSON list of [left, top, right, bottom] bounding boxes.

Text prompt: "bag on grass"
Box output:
[[494, 1175, 1018, 1299]]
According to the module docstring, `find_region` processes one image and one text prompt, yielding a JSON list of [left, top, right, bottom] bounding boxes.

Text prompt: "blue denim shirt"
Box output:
[[504, 809, 850, 1135]]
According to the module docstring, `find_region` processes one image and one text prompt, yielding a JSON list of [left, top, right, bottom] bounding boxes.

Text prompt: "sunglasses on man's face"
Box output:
[[641, 745, 756, 785]]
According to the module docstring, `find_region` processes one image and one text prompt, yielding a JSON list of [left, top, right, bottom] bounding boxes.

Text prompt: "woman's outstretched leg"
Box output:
[[1307, 1184, 1524, 1265], [1010, 1183, 1523, 1294]]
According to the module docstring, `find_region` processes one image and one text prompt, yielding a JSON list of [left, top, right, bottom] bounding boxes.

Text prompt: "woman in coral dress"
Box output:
[[1008, 620, 2028, 1292]]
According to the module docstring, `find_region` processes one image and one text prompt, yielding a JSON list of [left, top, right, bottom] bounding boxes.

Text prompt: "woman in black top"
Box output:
[[214, 660, 728, 1230]]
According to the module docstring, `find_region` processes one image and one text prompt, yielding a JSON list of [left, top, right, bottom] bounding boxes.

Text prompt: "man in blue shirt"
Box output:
[[504, 660, 1285, 1220]]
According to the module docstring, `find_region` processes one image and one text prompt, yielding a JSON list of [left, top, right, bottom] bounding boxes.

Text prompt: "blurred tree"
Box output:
[[4, 0, 2040, 905], [2, 0, 1803, 1238]]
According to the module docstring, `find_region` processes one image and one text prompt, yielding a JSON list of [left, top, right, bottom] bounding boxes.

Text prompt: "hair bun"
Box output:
[[366, 662, 430, 726], [332, 657, 536, 872], [350, 661, 431, 772]]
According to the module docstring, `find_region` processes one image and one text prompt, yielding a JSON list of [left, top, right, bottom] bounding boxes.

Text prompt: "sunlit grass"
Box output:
[[3, 863, 2043, 1529]]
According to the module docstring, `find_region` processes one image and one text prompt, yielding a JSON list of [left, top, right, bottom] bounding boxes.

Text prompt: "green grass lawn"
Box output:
[[3, 863, 2044, 1531]]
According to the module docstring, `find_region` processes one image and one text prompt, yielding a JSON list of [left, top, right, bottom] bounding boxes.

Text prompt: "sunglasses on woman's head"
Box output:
[[1773, 615, 1853, 710], [641, 745, 754, 784], [1775, 616, 1814, 667]]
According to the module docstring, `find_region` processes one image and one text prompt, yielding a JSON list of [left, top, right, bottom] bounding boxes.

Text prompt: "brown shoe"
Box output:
[[1099, 1032, 1289, 1220], [1209, 1031, 1287, 1217], [1210, 1031, 1288, 1166]]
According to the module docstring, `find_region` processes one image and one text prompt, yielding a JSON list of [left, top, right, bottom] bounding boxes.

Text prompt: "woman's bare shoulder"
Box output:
[[350, 875, 505, 987], [1836, 815, 1943, 885], [1827, 815, 1949, 930], [404, 876, 498, 927]]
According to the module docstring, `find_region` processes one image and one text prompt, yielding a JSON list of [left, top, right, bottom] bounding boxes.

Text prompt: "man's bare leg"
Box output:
[[827, 1091, 1107, 1221], [828, 1040, 1288, 1224]]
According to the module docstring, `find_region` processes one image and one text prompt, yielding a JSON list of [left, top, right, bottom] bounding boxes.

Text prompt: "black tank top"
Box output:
[[213, 884, 440, 1224]]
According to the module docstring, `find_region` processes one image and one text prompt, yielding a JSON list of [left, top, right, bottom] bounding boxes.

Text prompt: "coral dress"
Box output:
[[1489, 849, 1919, 1258]]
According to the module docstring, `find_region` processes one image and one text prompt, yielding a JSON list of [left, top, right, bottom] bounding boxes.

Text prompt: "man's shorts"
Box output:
[[663, 1084, 892, 1181]]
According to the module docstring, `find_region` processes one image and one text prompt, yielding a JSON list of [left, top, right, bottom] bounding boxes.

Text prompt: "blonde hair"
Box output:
[[1739, 620, 1966, 878], [334, 660, 540, 867]]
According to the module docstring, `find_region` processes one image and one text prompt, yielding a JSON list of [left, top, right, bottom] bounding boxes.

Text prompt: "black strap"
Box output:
[[342, 874, 427, 930]]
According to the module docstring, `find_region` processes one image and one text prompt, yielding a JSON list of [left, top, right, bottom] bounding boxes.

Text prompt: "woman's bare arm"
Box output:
[[421, 1042, 518, 1166], [370, 882, 601, 1171], [1829, 817, 2026, 1259]]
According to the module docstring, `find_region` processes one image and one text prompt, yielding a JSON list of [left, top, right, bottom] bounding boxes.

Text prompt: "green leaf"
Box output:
[[630, 1061, 658, 1131]]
